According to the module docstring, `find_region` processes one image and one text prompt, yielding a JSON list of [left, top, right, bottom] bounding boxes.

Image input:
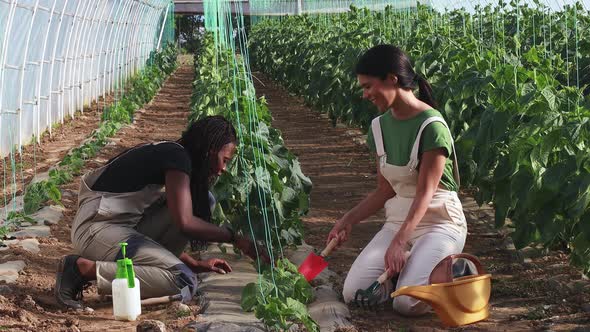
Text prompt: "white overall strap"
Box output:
[[408, 117, 461, 187], [371, 116, 386, 157]]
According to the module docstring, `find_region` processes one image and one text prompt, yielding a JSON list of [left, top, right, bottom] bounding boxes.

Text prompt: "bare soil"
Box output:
[[253, 72, 590, 332], [0, 56, 205, 331], [0, 92, 107, 207]]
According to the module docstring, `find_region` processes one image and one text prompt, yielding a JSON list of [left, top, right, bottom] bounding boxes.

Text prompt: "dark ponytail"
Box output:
[[355, 44, 437, 108], [416, 74, 437, 108]]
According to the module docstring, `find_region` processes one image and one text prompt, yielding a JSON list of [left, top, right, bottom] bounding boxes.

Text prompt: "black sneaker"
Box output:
[[55, 255, 88, 310]]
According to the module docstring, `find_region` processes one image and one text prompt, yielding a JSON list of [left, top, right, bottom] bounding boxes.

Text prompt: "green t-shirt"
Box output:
[[367, 109, 459, 192]]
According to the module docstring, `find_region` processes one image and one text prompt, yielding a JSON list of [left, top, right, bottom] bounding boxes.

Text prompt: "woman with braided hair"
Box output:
[[55, 115, 270, 310]]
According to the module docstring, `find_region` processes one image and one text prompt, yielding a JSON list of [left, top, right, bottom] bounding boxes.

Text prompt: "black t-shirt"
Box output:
[[91, 142, 192, 193]]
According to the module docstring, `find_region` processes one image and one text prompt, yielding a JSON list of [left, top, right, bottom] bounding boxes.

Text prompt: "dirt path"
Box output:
[[253, 72, 590, 331], [0, 56, 202, 332]]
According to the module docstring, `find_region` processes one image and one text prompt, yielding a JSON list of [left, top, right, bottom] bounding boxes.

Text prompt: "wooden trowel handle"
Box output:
[[141, 294, 182, 306], [320, 238, 339, 257], [377, 271, 390, 284], [379, 251, 411, 284]]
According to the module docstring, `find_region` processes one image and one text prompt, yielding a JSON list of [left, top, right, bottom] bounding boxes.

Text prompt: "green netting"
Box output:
[[203, 0, 282, 276]]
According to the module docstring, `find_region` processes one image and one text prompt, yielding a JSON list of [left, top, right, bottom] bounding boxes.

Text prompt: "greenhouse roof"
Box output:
[[174, 0, 589, 15], [174, 0, 425, 15]]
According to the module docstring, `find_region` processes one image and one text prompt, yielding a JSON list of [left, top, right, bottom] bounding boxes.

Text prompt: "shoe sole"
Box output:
[[54, 256, 82, 310], [54, 256, 67, 307]]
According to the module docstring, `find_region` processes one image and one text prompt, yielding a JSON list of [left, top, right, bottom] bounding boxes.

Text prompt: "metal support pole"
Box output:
[[103, 0, 125, 98], [114, 0, 131, 100], [108, 0, 132, 96], [149, 2, 164, 55], [88, 0, 110, 106], [125, 1, 140, 79], [129, 0, 149, 79], [33, 0, 58, 144], [0, 0, 18, 155], [131, 4, 149, 74], [46, 0, 70, 137], [119, 0, 141, 97], [68, 1, 93, 119], [139, 4, 155, 71], [125, 0, 144, 80], [63, 1, 85, 121], [58, 1, 84, 124], [156, 2, 170, 51], [17, 0, 42, 151], [114, 0, 133, 96], [144, 3, 160, 67], [146, 3, 163, 66], [79, 1, 104, 113], [95, 0, 116, 100]]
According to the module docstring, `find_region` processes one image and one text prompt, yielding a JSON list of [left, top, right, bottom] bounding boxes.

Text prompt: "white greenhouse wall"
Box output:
[[0, 0, 174, 156]]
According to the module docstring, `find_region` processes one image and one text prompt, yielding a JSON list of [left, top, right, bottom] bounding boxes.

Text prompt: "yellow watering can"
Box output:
[[391, 253, 491, 327]]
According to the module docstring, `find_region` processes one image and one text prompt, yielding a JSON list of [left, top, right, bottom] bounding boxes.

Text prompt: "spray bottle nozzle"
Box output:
[[116, 242, 136, 288], [120, 242, 128, 258]]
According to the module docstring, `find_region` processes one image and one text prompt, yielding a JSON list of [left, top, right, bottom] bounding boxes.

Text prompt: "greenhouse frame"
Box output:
[[0, 0, 174, 154]]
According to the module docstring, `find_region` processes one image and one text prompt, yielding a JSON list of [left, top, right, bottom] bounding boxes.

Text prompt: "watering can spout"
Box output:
[[391, 285, 442, 306]]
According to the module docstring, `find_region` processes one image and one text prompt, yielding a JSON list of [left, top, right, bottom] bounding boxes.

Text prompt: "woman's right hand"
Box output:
[[327, 219, 352, 247], [234, 235, 271, 264]]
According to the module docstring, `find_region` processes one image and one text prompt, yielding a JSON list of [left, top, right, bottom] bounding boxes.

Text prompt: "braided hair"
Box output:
[[177, 115, 237, 222]]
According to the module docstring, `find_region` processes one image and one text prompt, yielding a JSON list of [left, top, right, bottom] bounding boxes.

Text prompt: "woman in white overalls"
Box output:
[[55, 116, 270, 310], [327, 45, 467, 315]]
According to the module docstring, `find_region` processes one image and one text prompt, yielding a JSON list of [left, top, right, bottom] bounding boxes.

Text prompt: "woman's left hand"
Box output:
[[196, 258, 233, 274], [384, 239, 409, 277]]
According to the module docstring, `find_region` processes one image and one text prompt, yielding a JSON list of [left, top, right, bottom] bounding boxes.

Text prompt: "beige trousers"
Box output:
[[72, 198, 194, 299], [342, 192, 467, 316]]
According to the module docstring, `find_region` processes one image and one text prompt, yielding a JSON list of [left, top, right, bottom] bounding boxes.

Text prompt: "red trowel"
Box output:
[[298, 238, 339, 281]]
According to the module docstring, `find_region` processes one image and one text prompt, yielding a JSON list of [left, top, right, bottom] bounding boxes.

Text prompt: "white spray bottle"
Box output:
[[112, 242, 141, 321]]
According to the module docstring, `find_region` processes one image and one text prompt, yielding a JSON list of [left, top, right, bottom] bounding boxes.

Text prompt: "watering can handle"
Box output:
[[449, 253, 486, 274], [429, 253, 487, 284], [321, 238, 339, 257]]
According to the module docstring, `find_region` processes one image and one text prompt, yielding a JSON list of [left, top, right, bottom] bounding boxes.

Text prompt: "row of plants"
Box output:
[[248, 4, 590, 272], [191, 33, 312, 249], [0, 44, 178, 241], [190, 33, 317, 331], [241, 259, 318, 332]]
